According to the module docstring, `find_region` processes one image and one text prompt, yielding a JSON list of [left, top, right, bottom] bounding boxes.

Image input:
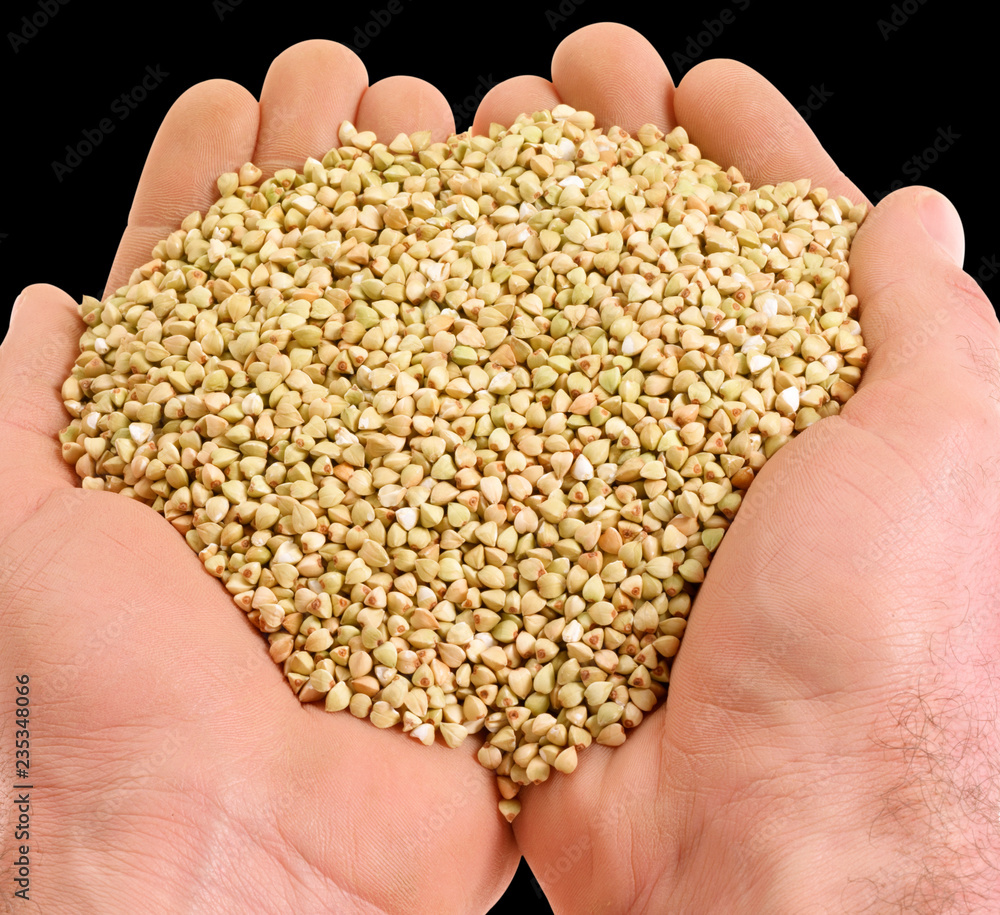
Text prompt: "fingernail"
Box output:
[[918, 191, 965, 268]]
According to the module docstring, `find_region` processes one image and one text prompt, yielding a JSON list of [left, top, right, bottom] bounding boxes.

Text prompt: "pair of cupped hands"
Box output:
[[2, 23, 999, 914]]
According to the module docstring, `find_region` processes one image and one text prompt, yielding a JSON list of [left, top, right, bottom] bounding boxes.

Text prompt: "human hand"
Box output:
[[488, 23, 1000, 913], [5, 22, 998, 915], [0, 41, 519, 913]]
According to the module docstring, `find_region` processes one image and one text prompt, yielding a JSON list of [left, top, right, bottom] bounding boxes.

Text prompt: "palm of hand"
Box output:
[[1, 42, 521, 914], [517, 382, 1000, 911], [463, 25, 1000, 914], [2, 484, 514, 911], [4, 22, 999, 915]]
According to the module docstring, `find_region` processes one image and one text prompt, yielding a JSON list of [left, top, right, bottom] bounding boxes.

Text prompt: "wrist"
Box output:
[[663, 700, 1000, 914]]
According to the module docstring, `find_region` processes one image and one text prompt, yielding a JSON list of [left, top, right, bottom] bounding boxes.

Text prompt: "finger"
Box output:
[[672, 192, 992, 712], [471, 75, 561, 136], [513, 736, 679, 913], [354, 75, 455, 143], [471, 24, 678, 139], [550, 22, 675, 133], [674, 58, 865, 206], [108, 40, 369, 298], [0, 285, 81, 511], [255, 39, 368, 177], [106, 78, 260, 297], [846, 186, 1000, 427]]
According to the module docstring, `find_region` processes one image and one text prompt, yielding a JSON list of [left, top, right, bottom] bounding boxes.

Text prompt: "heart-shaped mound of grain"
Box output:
[[59, 106, 866, 821]]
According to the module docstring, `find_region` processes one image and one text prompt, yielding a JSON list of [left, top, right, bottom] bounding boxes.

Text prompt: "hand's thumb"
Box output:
[[1, 283, 81, 421], [846, 187, 995, 402], [913, 188, 965, 268], [0, 284, 83, 509]]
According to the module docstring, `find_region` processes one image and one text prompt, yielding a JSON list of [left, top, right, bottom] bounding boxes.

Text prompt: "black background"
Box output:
[[0, 0, 993, 911]]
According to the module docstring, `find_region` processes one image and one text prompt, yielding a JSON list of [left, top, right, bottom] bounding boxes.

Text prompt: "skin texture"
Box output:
[[3, 22, 1000, 914]]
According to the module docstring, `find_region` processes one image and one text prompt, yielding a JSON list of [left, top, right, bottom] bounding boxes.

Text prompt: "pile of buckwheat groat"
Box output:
[[59, 105, 866, 821]]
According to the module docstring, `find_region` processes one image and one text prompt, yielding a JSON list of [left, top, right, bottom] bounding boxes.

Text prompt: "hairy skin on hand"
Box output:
[[863, 625, 1000, 912]]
